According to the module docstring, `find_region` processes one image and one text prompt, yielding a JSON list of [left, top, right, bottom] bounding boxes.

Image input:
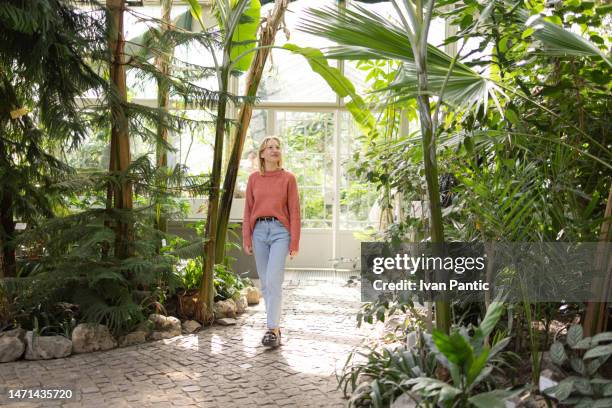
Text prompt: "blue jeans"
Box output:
[[252, 219, 290, 329]]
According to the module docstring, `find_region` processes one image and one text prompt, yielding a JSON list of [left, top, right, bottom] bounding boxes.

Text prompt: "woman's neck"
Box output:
[[264, 162, 281, 172]]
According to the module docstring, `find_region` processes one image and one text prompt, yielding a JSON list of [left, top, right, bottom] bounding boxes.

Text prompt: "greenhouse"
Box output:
[[0, 0, 611, 407]]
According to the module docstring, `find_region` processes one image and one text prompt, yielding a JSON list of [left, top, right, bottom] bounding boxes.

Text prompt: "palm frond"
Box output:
[[521, 10, 611, 67], [299, 4, 504, 112]]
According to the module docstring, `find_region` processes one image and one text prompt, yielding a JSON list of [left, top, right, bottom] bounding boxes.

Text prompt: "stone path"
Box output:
[[0, 279, 372, 407]]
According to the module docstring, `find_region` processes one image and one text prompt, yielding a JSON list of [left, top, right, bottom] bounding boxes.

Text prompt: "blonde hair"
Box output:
[[258, 136, 283, 175]]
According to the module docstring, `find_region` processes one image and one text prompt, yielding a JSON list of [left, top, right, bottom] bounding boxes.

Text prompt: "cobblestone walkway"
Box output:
[[1, 279, 371, 407]]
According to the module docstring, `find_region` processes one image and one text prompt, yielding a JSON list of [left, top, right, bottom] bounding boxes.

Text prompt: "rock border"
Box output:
[[0, 290, 260, 363]]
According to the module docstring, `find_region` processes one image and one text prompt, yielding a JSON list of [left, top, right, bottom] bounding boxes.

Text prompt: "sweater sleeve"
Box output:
[[242, 174, 254, 249], [287, 173, 301, 252]]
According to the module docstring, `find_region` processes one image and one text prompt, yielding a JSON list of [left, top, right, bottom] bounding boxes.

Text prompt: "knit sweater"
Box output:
[[242, 169, 301, 252]]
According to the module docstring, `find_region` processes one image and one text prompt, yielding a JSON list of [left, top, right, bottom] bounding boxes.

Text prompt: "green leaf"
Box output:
[[574, 337, 593, 349], [499, 36, 510, 53], [438, 385, 461, 402], [588, 356, 610, 375], [584, 344, 612, 359], [468, 389, 522, 408], [570, 357, 585, 375], [467, 347, 490, 387], [592, 332, 612, 345], [478, 301, 505, 339], [574, 377, 593, 395], [544, 15, 563, 26], [550, 342, 568, 365], [567, 325, 584, 347], [593, 399, 612, 408], [522, 10, 611, 67], [230, 0, 261, 72], [505, 108, 519, 124], [521, 27, 535, 39], [186, 0, 205, 27], [284, 43, 378, 136], [575, 399, 595, 408], [432, 329, 473, 367], [489, 337, 511, 359], [547, 377, 574, 400]]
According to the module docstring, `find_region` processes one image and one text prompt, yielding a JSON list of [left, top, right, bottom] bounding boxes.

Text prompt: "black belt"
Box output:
[[256, 216, 278, 222]]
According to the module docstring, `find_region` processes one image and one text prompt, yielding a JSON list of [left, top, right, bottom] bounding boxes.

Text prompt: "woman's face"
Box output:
[[260, 139, 282, 165]]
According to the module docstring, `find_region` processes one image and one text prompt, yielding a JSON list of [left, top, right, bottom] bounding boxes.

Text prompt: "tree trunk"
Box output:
[[155, 0, 173, 236], [108, 0, 134, 259], [413, 0, 450, 334], [197, 67, 230, 324], [0, 180, 15, 278], [0, 78, 22, 278], [583, 182, 612, 335], [215, 0, 289, 263]]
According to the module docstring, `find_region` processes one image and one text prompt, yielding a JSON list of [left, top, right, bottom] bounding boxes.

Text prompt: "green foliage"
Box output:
[[343, 300, 522, 407], [213, 263, 251, 302], [2, 206, 183, 335], [544, 324, 612, 406], [169, 221, 251, 300], [285, 44, 378, 136], [406, 300, 522, 407], [229, 0, 261, 72], [337, 332, 437, 407], [181, 257, 204, 291]]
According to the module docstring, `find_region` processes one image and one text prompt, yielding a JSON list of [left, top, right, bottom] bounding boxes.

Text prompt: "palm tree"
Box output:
[[299, 0, 490, 333], [107, 0, 134, 259], [154, 0, 174, 236]]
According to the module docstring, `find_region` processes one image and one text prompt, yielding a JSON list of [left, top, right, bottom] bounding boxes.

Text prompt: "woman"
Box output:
[[242, 136, 301, 348]]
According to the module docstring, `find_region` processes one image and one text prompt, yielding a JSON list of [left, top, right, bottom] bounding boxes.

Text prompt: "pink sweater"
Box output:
[[242, 169, 301, 252]]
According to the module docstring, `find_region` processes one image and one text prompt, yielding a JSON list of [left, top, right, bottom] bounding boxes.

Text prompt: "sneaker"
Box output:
[[262, 330, 281, 348]]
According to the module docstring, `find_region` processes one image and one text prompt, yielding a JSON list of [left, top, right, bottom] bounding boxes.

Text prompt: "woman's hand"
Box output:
[[244, 245, 253, 255], [289, 250, 298, 259]]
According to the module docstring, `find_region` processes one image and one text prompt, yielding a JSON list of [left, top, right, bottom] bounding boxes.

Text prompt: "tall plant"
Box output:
[[187, 0, 259, 323], [215, 0, 289, 264], [0, 0, 106, 276], [299, 0, 494, 333], [154, 0, 174, 235], [107, 0, 134, 259]]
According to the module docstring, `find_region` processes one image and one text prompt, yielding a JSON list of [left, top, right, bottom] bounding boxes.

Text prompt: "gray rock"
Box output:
[[148, 314, 180, 331], [391, 393, 418, 408], [349, 382, 372, 407], [213, 299, 237, 319], [242, 287, 261, 305], [148, 314, 182, 340], [71, 324, 117, 353], [25, 331, 72, 360], [182, 320, 202, 333], [216, 318, 237, 326], [355, 373, 374, 386], [0, 328, 26, 362], [539, 369, 559, 394], [118, 331, 147, 347], [235, 295, 248, 314], [540, 352, 565, 380]]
